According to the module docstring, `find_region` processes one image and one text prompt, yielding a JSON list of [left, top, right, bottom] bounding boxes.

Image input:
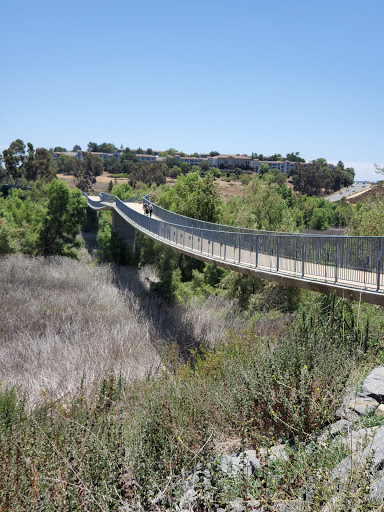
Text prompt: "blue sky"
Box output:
[[1, 0, 383, 180]]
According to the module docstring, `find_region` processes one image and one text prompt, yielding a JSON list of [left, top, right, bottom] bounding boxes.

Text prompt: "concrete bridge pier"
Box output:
[[112, 210, 136, 250]]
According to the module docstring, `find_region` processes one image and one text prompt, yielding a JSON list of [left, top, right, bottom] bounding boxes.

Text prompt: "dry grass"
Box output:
[[0, 255, 162, 404], [57, 172, 246, 199], [0, 256, 251, 404], [113, 265, 248, 355], [57, 171, 129, 193]]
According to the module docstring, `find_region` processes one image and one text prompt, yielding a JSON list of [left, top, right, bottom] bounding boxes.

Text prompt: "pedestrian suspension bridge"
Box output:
[[84, 192, 384, 306]]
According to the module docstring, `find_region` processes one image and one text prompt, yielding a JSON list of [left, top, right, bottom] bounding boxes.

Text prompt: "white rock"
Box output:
[[362, 367, 384, 402], [362, 424, 384, 470], [369, 473, 384, 500], [348, 395, 379, 415]]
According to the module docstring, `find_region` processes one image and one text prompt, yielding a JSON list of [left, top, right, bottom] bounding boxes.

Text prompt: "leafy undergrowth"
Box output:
[[0, 293, 380, 510]]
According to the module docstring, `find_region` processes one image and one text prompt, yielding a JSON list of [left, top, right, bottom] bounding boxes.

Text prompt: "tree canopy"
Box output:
[[38, 180, 87, 257], [157, 172, 221, 223], [0, 180, 87, 258], [292, 160, 354, 195], [73, 153, 103, 192], [1, 140, 56, 185], [87, 142, 117, 153]]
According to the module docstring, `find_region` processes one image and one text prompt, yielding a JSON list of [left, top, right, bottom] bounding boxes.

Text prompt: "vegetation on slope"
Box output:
[[0, 180, 86, 257], [0, 160, 383, 509], [0, 257, 383, 509]]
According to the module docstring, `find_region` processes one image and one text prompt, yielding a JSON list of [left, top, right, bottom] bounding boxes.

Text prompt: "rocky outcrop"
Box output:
[[174, 367, 384, 512]]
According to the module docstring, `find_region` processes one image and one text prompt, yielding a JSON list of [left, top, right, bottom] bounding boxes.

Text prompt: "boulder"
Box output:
[[320, 494, 344, 512], [329, 419, 353, 435], [176, 488, 198, 511], [275, 501, 309, 511], [331, 452, 365, 482], [375, 404, 384, 418], [362, 424, 384, 471], [335, 406, 360, 423], [362, 367, 384, 402], [339, 430, 364, 452], [319, 419, 353, 440], [227, 500, 245, 512], [340, 426, 380, 452], [348, 395, 379, 415], [219, 451, 261, 478], [259, 444, 289, 462], [369, 473, 384, 501]]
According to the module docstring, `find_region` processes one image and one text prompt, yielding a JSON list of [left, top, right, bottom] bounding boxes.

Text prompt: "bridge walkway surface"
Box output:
[[85, 193, 384, 306]]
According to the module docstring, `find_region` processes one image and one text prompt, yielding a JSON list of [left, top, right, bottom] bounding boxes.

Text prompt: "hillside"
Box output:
[[1, 254, 384, 509], [0, 255, 247, 405]]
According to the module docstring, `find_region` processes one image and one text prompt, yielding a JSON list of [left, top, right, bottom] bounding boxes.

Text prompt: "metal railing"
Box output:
[[142, 195, 294, 236], [84, 193, 384, 294], [82, 193, 106, 209]]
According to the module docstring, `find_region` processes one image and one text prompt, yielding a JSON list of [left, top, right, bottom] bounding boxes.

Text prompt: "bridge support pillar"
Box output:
[[112, 210, 136, 250]]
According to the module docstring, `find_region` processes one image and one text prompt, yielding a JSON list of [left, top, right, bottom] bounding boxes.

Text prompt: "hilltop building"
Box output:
[[208, 154, 251, 169], [53, 148, 335, 176]]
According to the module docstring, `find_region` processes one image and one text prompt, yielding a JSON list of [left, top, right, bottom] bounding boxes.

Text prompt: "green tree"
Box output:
[[221, 175, 296, 232], [263, 169, 286, 186], [87, 142, 98, 152], [24, 143, 37, 181], [200, 160, 211, 173], [348, 195, 384, 236], [74, 154, 103, 192], [342, 167, 355, 187], [167, 165, 182, 178], [286, 152, 305, 163], [103, 156, 122, 175], [56, 154, 78, 174], [96, 213, 134, 265], [258, 162, 270, 175], [269, 153, 282, 161], [158, 172, 221, 223], [72, 145, 82, 151], [53, 146, 67, 152], [37, 180, 87, 257], [87, 142, 116, 153], [35, 148, 55, 182], [98, 142, 117, 153], [0, 217, 17, 255], [2, 139, 26, 184], [165, 157, 189, 175], [152, 172, 222, 286], [120, 150, 138, 164], [110, 182, 133, 200], [129, 162, 166, 188], [308, 207, 331, 230], [292, 162, 323, 196]]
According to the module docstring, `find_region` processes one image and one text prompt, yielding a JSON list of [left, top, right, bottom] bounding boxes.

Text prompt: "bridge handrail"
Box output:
[[82, 192, 106, 209], [83, 192, 384, 294], [142, 194, 367, 238], [142, 195, 290, 236], [86, 192, 384, 241]]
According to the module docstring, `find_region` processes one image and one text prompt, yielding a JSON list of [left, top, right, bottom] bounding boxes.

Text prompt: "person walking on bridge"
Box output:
[[149, 204, 153, 217]]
